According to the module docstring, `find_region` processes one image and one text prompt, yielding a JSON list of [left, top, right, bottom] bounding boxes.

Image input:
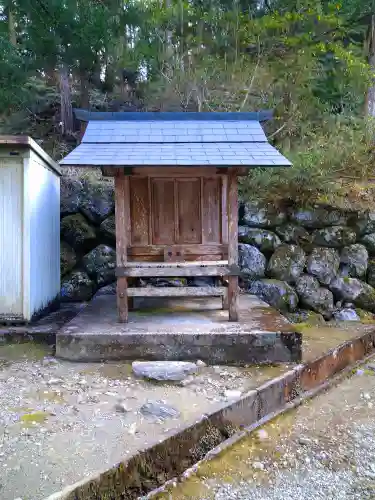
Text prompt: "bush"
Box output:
[[240, 116, 374, 204]]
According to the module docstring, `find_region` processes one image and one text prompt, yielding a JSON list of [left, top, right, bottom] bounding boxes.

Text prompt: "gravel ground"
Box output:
[[0, 342, 283, 500], [0, 322, 371, 500], [165, 361, 375, 500]]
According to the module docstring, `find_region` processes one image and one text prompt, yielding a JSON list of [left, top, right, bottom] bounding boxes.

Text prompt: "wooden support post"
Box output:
[[227, 171, 239, 321], [115, 170, 130, 322], [222, 291, 229, 310]]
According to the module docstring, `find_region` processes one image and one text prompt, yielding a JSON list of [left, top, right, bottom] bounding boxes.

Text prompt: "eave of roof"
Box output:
[[60, 142, 291, 166]]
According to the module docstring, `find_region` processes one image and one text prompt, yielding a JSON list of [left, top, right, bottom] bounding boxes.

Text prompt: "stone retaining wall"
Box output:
[[60, 177, 375, 323], [239, 201, 375, 323]]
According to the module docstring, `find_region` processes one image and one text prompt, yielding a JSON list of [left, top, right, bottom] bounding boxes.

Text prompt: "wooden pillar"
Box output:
[[222, 290, 229, 310], [115, 169, 129, 322], [227, 171, 239, 321]]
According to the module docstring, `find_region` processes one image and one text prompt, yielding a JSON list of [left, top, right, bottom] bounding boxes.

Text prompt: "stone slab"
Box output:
[[56, 294, 301, 364], [0, 304, 84, 343]]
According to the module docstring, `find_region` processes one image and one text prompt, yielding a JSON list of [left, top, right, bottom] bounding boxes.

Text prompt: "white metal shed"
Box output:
[[0, 136, 61, 323]]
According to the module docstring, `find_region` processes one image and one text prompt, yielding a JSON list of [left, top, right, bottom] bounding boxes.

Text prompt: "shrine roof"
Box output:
[[60, 110, 291, 167]]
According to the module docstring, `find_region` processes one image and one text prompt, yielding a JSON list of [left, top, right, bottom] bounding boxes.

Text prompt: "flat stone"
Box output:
[[0, 303, 83, 337], [140, 401, 180, 419], [296, 275, 334, 319], [267, 244, 306, 283], [196, 359, 207, 367], [298, 436, 312, 446], [47, 378, 63, 385], [329, 277, 375, 312], [249, 279, 298, 313], [241, 201, 287, 228], [312, 226, 356, 248], [80, 180, 115, 224], [238, 227, 281, 253], [238, 244, 267, 280], [340, 244, 368, 279], [306, 247, 340, 285], [60, 241, 77, 277], [60, 176, 84, 216], [55, 294, 301, 364], [333, 308, 360, 322], [361, 233, 375, 254], [275, 223, 312, 245], [132, 361, 197, 382], [223, 390, 242, 399], [100, 215, 116, 240], [60, 214, 97, 252], [60, 270, 95, 302], [82, 244, 116, 287], [252, 461, 265, 470], [353, 211, 375, 235], [288, 206, 350, 229]]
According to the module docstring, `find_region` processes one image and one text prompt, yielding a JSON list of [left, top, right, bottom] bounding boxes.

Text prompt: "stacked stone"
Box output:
[[239, 202, 375, 322], [60, 177, 116, 301]]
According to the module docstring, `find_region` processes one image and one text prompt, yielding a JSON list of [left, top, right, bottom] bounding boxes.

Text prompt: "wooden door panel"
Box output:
[[130, 177, 149, 245], [151, 179, 175, 244], [131, 174, 225, 250], [176, 178, 201, 244], [202, 177, 221, 243]]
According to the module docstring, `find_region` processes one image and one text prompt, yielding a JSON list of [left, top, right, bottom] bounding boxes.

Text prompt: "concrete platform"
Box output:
[[56, 294, 301, 364]]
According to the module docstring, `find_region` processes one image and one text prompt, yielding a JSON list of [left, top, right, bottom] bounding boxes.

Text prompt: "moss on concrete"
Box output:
[[20, 411, 50, 426], [0, 342, 51, 362], [355, 308, 375, 324]]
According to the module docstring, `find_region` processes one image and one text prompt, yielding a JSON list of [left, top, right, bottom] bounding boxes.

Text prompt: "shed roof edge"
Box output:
[[0, 136, 61, 175]]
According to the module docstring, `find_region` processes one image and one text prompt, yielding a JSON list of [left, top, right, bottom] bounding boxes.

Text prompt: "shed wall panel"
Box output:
[[0, 159, 23, 319], [25, 151, 60, 319]]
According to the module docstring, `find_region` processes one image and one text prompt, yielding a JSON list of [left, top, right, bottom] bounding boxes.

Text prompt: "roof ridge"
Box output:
[[74, 109, 273, 122]]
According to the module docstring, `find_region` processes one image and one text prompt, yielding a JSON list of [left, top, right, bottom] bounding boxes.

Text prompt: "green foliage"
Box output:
[[241, 116, 374, 204], [0, 36, 30, 110], [0, 0, 374, 206]]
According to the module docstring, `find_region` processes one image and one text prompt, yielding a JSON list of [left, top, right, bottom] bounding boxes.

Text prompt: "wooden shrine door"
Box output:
[[128, 169, 228, 262]]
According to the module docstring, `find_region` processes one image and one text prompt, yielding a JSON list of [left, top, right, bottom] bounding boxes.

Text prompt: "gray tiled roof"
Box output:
[[60, 116, 291, 167], [81, 120, 267, 144]]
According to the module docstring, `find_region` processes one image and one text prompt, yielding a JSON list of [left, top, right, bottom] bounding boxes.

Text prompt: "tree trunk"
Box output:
[[366, 14, 375, 118], [79, 69, 90, 109], [91, 56, 102, 90], [164, 0, 173, 78], [7, 3, 17, 46], [59, 65, 74, 137], [46, 66, 58, 86]]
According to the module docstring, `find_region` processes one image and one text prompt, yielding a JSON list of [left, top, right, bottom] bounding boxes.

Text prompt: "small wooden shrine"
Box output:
[[61, 110, 291, 323]]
